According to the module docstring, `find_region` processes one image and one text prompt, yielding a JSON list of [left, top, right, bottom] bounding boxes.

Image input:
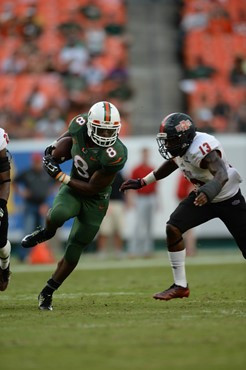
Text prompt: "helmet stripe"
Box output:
[[160, 113, 175, 133], [104, 102, 111, 121]]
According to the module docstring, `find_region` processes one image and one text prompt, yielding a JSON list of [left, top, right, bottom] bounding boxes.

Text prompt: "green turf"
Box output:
[[0, 253, 245, 370]]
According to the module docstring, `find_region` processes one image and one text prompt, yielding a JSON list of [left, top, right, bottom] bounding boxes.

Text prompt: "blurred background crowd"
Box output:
[[0, 0, 132, 139], [177, 0, 246, 133], [0, 0, 245, 140]]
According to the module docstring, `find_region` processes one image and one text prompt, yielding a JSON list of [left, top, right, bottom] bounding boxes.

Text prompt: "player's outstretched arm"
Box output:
[[153, 159, 178, 180], [120, 160, 178, 192]]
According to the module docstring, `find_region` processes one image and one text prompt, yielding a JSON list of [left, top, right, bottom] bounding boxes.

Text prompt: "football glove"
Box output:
[[44, 140, 58, 156], [0, 207, 4, 219], [43, 155, 61, 178], [120, 178, 146, 192]]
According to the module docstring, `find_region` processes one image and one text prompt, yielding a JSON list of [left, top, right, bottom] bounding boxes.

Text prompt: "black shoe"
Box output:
[[38, 292, 53, 311], [0, 264, 11, 291], [21, 227, 47, 248]]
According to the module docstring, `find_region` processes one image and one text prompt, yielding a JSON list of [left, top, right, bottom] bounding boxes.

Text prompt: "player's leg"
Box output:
[[216, 190, 246, 259], [38, 196, 109, 310], [22, 185, 81, 248], [0, 206, 11, 291], [153, 191, 215, 300]]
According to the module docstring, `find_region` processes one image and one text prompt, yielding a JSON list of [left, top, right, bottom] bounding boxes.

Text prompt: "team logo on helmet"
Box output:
[[175, 120, 192, 133]]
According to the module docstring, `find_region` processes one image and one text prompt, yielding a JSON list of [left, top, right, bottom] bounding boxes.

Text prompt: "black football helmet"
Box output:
[[156, 112, 196, 159]]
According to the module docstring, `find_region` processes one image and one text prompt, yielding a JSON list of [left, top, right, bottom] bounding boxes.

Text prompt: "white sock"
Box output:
[[0, 240, 11, 269], [168, 249, 187, 288]]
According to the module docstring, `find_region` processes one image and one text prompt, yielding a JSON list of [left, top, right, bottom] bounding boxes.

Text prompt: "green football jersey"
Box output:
[[68, 113, 128, 198]]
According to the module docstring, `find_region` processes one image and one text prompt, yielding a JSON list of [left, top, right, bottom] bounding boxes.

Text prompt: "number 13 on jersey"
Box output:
[[199, 142, 211, 155]]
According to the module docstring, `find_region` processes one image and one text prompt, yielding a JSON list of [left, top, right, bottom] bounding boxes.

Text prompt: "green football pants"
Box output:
[[49, 185, 109, 263]]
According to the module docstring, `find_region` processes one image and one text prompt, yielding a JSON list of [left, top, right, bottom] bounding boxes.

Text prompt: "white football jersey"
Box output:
[[0, 128, 9, 151], [173, 132, 242, 203]]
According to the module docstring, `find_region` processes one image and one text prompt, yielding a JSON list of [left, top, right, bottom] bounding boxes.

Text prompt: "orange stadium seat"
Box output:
[[187, 80, 246, 112], [0, 0, 130, 136]]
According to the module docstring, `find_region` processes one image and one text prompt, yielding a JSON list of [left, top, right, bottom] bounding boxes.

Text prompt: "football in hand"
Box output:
[[52, 137, 73, 163]]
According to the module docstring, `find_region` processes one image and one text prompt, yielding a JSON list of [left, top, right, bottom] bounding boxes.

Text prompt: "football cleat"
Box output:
[[0, 264, 11, 291], [21, 227, 48, 248], [153, 284, 190, 301], [38, 292, 53, 311]]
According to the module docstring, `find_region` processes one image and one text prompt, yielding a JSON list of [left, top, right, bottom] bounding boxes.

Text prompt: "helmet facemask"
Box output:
[[157, 132, 194, 159], [87, 120, 121, 147]]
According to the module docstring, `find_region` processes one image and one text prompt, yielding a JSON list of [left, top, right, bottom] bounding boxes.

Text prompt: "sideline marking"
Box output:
[[12, 252, 243, 273]]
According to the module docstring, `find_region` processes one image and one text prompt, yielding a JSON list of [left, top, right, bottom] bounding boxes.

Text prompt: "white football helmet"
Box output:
[[87, 101, 121, 147]]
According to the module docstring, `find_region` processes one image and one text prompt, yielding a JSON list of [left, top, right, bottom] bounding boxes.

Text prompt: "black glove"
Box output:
[[44, 141, 57, 156], [120, 178, 146, 192], [43, 155, 61, 178], [0, 207, 4, 219]]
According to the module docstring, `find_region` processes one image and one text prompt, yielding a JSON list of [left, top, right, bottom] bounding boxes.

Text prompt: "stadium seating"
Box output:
[[180, 0, 246, 132], [0, 0, 130, 138]]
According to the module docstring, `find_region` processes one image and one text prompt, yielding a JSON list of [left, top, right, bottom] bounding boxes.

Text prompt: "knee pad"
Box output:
[[0, 207, 8, 248], [166, 224, 181, 239], [0, 240, 11, 258], [166, 224, 183, 248]]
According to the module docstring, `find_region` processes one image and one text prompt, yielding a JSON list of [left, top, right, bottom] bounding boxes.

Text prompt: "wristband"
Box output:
[[55, 172, 71, 185], [142, 171, 156, 185]]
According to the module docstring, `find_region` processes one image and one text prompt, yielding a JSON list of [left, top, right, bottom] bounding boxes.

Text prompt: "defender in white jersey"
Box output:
[[0, 128, 11, 291], [120, 112, 246, 301]]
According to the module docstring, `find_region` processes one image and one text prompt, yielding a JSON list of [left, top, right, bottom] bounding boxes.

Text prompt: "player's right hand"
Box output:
[[44, 140, 57, 156], [120, 178, 146, 192], [194, 191, 208, 207], [43, 155, 61, 178]]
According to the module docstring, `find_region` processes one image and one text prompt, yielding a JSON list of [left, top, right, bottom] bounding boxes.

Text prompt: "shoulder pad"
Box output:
[[69, 114, 88, 135], [101, 140, 128, 174], [188, 132, 220, 167]]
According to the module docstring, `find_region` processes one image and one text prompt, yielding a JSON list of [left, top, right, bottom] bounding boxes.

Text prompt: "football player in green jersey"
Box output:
[[22, 101, 128, 310]]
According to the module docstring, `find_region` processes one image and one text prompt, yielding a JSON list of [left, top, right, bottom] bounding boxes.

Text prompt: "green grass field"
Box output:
[[1, 250, 245, 370]]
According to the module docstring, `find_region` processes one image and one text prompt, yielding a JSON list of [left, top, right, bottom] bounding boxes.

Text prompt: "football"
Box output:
[[52, 137, 73, 163]]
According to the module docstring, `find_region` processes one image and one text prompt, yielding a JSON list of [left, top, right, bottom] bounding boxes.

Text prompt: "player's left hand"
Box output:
[[43, 155, 61, 178], [194, 192, 208, 206], [120, 178, 146, 192]]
